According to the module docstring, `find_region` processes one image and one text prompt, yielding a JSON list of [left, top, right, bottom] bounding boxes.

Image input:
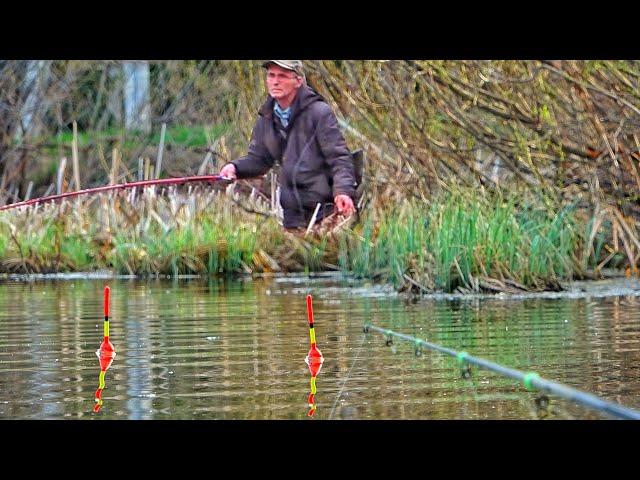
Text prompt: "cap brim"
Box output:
[[262, 60, 297, 72]]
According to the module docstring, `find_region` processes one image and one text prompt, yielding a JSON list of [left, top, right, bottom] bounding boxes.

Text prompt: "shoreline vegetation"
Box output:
[[1, 60, 639, 292], [0, 184, 636, 294]]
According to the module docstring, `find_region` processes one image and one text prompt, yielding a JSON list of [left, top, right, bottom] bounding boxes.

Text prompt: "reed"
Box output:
[[0, 182, 604, 293], [342, 188, 583, 292]]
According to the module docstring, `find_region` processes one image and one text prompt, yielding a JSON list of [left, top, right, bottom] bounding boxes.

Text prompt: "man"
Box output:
[[219, 60, 356, 230]]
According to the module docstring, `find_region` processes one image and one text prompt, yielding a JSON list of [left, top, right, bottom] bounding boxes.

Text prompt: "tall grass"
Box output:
[[0, 187, 320, 277], [0, 186, 587, 292], [0, 212, 96, 272], [344, 189, 583, 291]]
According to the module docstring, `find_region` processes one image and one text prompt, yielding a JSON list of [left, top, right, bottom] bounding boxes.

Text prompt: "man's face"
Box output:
[[266, 64, 303, 104]]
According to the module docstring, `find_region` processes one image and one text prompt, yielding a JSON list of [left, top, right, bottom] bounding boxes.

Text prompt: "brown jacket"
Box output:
[[231, 85, 356, 228]]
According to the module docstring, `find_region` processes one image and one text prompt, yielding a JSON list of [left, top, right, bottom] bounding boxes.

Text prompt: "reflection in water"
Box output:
[[305, 295, 324, 417], [94, 286, 116, 413], [94, 349, 115, 413], [306, 356, 323, 416]]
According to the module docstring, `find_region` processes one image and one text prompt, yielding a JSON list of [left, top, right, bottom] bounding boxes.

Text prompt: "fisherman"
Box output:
[[219, 60, 357, 231]]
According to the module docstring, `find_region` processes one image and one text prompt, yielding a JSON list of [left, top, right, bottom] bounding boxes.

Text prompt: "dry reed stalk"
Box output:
[[305, 203, 322, 236], [156, 123, 166, 179], [616, 222, 636, 269], [584, 210, 604, 267], [198, 151, 213, 176], [0, 171, 7, 205], [610, 207, 640, 253], [72, 121, 81, 191], [57, 157, 67, 194], [110, 148, 119, 185]]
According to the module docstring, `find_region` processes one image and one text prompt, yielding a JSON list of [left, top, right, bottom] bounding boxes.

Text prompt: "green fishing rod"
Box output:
[[364, 323, 640, 420]]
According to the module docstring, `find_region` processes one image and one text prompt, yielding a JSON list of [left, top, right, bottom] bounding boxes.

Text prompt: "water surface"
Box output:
[[0, 275, 639, 419]]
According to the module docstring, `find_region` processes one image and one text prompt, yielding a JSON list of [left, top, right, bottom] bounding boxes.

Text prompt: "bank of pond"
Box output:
[[0, 187, 634, 293]]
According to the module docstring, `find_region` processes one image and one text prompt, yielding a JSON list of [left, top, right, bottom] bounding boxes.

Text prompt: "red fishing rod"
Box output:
[[305, 294, 324, 416], [0, 175, 231, 212], [94, 285, 116, 413]]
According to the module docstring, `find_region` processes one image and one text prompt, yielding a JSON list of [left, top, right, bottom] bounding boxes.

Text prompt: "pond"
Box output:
[[0, 275, 639, 419]]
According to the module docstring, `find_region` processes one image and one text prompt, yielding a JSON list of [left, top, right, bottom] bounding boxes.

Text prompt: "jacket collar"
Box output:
[[258, 85, 323, 126]]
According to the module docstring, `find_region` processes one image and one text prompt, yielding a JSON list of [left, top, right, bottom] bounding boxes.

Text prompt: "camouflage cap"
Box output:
[[262, 60, 304, 76]]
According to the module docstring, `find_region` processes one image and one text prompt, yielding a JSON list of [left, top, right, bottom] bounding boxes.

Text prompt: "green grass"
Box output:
[[343, 189, 583, 291], [152, 124, 230, 148], [108, 215, 259, 276], [0, 187, 588, 292], [40, 123, 231, 150]]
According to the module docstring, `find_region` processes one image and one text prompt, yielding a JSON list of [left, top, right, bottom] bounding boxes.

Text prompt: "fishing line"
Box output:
[[328, 332, 367, 420]]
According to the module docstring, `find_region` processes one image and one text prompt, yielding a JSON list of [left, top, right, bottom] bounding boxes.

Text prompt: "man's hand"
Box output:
[[334, 194, 355, 216], [220, 163, 237, 181]]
